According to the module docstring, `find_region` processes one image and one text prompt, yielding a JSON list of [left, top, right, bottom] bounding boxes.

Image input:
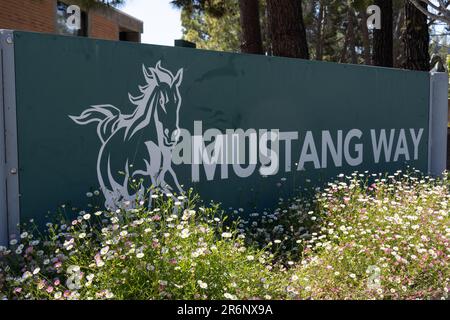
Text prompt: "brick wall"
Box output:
[[0, 0, 55, 33], [0, 0, 140, 42], [89, 12, 118, 41]]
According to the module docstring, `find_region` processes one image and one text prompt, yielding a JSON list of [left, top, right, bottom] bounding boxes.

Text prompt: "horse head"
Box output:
[[144, 61, 183, 148]]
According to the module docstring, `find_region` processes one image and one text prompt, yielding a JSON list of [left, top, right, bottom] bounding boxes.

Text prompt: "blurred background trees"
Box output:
[[176, 0, 241, 51], [172, 0, 449, 72]]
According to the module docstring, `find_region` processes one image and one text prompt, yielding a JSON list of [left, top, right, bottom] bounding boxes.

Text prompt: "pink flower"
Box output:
[[13, 287, 22, 294], [54, 278, 61, 286], [63, 290, 71, 298], [46, 286, 54, 293], [152, 215, 161, 221]]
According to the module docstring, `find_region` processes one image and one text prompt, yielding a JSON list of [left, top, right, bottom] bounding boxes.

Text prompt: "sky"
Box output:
[[120, 0, 183, 46]]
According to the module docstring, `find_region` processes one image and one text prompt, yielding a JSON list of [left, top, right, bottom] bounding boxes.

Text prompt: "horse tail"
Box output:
[[69, 104, 122, 143]]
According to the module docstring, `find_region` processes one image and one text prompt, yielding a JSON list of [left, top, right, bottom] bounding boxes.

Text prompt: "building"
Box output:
[[0, 0, 143, 42]]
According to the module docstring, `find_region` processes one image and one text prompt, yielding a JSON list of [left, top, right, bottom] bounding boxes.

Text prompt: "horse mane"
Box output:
[[123, 61, 178, 138]]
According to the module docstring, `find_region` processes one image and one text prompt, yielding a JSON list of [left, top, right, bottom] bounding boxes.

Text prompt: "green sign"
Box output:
[[1, 31, 433, 231]]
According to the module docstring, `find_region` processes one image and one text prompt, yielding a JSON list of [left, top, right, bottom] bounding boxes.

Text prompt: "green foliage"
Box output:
[[243, 170, 450, 299], [0, 189, 289, 300], [171, 0, 228, 18], [290, 171, 449, 299], [179, 0, 241, 52], [304, 0, 349, 61], [175, 0, 419, 67], [1, 171, 448, 300], [73, 0, 125, 9]]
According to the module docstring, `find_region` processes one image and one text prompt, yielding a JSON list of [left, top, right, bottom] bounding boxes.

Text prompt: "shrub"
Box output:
[[289, 171, 450, 300], [0, 171, 448, 300], [0, 190, 289, 300]]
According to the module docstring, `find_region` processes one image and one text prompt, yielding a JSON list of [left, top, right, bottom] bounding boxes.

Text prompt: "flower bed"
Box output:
[[0, 171, 448, 300]]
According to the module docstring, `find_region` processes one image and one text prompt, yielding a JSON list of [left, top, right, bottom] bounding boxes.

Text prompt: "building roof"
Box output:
[[93, 4, 143, 33]]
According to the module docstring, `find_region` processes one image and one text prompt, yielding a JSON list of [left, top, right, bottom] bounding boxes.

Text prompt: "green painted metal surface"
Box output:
[[11, 31, 430, 224]]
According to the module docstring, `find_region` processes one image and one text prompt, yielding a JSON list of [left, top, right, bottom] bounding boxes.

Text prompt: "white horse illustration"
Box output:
[[70, 61, 184, 209]]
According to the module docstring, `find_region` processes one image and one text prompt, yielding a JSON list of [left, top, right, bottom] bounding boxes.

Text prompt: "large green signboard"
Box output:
[[1, 30, 445, 242]]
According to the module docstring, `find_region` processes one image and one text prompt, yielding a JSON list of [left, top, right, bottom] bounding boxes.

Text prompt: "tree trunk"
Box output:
[[403, 1, 430, 71], [340, 33, 349, 63], [239, 0, 264, 54], [315, 0, 324, 61], [340, 14, 350, 63], [261, 5, 272, 55], [372, 0, 393, 67], [359, 9, 371, 65], [266, 0, 309, 59], [348, 8, 357, 64], [393, 8, 405, 68]]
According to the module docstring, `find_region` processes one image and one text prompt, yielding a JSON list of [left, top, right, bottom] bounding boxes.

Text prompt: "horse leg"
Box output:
[[156, 169, 173, 194], [157, 147, 182, 194], [157, 167, 184, 199]]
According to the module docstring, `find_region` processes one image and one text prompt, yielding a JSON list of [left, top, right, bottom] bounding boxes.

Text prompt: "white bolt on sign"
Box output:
[[367, 5, 381, 30], [66, 5, 81, 30]]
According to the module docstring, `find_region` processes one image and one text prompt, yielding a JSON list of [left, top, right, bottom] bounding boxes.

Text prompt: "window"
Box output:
[[56, 1, 88, 37], [119, 28, 140, 42]]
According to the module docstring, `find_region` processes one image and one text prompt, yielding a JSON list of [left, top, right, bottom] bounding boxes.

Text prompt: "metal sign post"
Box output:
[[428, 72, 449, 176], [0, 30, 20, 246], [0, 34, 6, 246]]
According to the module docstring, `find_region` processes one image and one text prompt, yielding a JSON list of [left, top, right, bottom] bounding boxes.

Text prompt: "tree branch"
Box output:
[[409, 0, 450, 24]]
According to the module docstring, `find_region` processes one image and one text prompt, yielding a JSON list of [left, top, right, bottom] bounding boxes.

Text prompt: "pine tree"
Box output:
[[403, 1, 430, 71], [178, 0, 241, 52], [266, 0, 309, 59], [239, 0, 264, 54], [372, 0, 393, 67]]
